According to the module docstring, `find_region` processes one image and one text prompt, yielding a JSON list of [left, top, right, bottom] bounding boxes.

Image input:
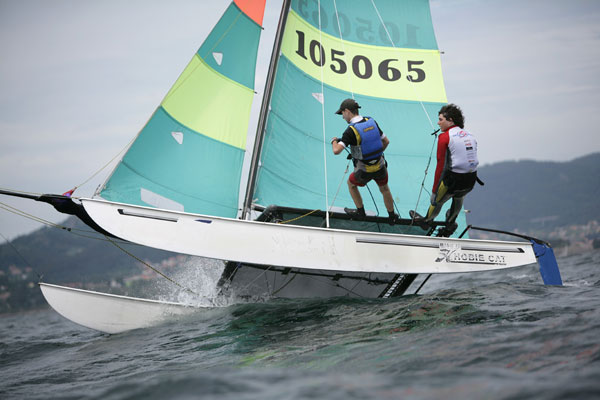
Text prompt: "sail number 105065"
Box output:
[[294, 30, 425, 83]]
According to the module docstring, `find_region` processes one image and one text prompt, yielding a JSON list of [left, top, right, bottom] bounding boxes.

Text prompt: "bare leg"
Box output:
[[378, 184, 395, 213], [347, 179, 364, 208]]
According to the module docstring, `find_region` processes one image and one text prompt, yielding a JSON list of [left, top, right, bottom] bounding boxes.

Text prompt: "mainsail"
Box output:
[[250, 0, 466, 235], [99, 0, 266, 218]]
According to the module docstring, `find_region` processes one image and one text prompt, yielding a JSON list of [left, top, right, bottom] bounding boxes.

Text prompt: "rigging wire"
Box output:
[[0, 201, 68, 231], [327, 159, 351, 213], [1, 200, 197, 295], [369, 0, 436, 131], [0, 230, 43, 281], [0, 187, 41, 197], [317, 0, 330, 228], [238, 264, 274, 294], [330, 0, 384, 216], [71, 135, 136, 196], [0, 200, 129, 243], [104, 235, 199, 297], [332, 0, 355, 99], [369, 0, 441, 220]]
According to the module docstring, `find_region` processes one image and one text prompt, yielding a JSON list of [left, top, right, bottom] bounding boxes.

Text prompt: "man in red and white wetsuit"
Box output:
[[423, 104, 479, 234]]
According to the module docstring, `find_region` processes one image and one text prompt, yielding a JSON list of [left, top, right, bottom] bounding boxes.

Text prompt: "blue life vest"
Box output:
[[349, 117, 383, 162]]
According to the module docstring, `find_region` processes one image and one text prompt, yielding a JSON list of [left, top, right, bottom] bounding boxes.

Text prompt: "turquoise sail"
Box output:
[[100, 1, 266, 218], [253, 0, 468, 236]]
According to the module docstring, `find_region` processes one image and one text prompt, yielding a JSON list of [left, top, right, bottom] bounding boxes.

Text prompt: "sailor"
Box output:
[[413, 103, 479, 236], [331, 98, 399, 224]]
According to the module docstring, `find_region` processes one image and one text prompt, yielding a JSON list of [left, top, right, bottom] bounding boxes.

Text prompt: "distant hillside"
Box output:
[[0, 216, 175, 282], [464, 153, 600, 232], [0, 216, 176, 312]]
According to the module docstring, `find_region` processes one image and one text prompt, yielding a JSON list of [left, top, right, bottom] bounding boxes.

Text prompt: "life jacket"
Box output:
[[447, 126, 478, 173], [349, 117, 383, 162]]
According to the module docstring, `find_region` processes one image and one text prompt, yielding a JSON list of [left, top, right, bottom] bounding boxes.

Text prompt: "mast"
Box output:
[[241, 0, 291, 220]]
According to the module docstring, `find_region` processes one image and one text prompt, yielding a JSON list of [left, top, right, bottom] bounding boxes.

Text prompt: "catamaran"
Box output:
[[1, 0, 562, 334]]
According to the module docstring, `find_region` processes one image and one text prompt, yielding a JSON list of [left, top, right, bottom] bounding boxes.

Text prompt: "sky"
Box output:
[[1, 0, 599, 240]]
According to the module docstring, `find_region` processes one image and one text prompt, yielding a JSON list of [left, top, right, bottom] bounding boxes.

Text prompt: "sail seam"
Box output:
[[370, 0, 437, 130], [258, 165, 336, 199], [164, 54, 254, 109], [232, 0, 265, 28], [199, 7, 244, 62], [267, 108, 327, 140], [370, 0, 442, 220], [332, 0, 355, 98], [159, 106, 248, 151], [278, 54, 443, 104]]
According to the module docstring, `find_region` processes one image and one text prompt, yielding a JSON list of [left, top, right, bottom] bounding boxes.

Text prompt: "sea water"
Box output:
[[1, 249, 599, 399]]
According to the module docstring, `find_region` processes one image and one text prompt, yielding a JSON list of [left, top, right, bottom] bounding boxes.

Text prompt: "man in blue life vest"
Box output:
[[331, 98, 399, 224], [411, 103, 479, 236]]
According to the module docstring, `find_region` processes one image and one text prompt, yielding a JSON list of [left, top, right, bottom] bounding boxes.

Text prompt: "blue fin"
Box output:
[[531, 240, 563, 286]]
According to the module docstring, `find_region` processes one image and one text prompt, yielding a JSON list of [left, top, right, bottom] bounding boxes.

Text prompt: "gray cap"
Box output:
[[335, 98, 360, 114]]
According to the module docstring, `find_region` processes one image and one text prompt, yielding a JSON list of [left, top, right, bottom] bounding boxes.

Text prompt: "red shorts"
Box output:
[[349, 168, 388, 187]]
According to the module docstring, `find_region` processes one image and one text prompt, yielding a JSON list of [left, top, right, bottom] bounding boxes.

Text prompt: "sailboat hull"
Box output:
[[39, 283, 200, 334], [81, 198, 537, 274]]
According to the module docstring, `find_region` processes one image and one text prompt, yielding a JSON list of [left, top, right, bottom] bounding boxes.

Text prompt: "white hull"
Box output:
[[40, 283, 201, 334], [82, 198, 537, 274]]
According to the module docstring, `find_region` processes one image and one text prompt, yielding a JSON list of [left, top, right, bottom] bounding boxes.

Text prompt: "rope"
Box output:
[[271, 272, 298, 295], [411, 133, 437, 226], [72, 135, 136, 194], [0, 187, 41, 197], [104, 235, 199, 296], [73, 11, 246, 198], [0, 201, 67, 230], [0, 230, 43, 281], [239, 264, 274, 294], [327, 159, 351, 213], [0, 200, 131, 243], [332, 0, 355, 98], [165, 13, 243, 103], [317, 0, 330, 228], [370, 0, 440, 217], [369, 0, 436, 131], [329, 3, 400, 217], [1, 201, 197, 295], [276, 208, 320, 224]]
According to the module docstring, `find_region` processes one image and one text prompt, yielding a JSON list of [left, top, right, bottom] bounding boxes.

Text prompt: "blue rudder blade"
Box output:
[[530, 240, 563, 285]]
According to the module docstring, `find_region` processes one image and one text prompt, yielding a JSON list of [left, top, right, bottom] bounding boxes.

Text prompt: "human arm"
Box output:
[[381, 135, 389, 151], [431, 131, 449, 195], [331, 137, 345, 155], [332, 127, 357, 155]]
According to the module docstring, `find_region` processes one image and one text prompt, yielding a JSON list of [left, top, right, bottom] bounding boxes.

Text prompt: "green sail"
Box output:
[[100, 1, 263, 217], [253, 0, 468, 236]]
